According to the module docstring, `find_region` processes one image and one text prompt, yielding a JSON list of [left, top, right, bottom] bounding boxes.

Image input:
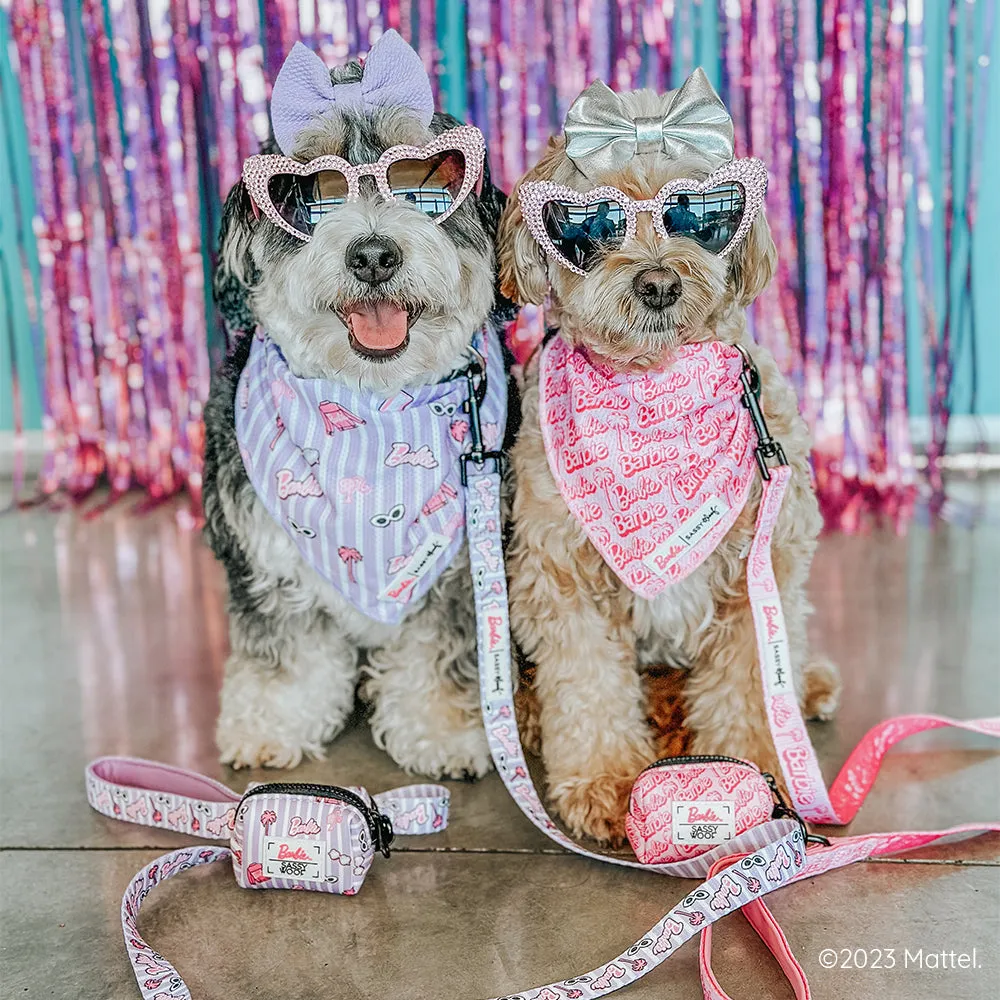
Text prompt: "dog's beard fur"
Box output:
[[498, 89, 776, 370], [220, 85, 496, 394], [251, 197, 493, 391], [550, 215, 730, 368]]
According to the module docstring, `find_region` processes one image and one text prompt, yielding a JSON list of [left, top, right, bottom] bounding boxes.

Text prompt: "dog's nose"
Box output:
[[633, 268, 682, 310], [346, 235, 403, 285]]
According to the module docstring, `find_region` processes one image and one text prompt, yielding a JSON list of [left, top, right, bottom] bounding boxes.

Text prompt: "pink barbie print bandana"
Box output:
[[235, 328, 506, 624], [539, 334, 755, 599]]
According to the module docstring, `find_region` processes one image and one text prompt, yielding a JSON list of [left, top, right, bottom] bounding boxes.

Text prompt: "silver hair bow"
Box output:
[[563, 68, 734, 178]]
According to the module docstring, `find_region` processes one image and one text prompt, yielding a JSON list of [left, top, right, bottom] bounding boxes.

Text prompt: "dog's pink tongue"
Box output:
[[347, 303, 408, 350]]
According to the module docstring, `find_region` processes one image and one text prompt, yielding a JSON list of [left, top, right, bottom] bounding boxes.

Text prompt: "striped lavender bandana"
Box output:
[[234, 328, 507, 625]]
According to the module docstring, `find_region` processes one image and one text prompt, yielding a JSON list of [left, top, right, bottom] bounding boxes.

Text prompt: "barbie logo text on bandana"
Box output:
[[235, 328, 506, 625], [539, 335, 756, 599]]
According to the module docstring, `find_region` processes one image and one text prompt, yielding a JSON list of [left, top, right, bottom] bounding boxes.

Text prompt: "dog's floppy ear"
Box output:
[[474, 145, 520, 325], [498, 135, 567, 305], [729, 211, 777, 307], [213, 135, 284, 335], [431, 110, 509, 244], [213, 179, 259, 337], [474, 143, 507, 245]]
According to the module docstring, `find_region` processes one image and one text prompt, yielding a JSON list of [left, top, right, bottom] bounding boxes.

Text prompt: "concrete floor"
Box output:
[[1, 481, 998, 999]]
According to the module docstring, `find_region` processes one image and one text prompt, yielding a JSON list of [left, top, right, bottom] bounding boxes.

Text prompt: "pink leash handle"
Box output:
[[699, 854, 811, 1000], [697, 819, 1000, 1000], [86, 757, 241, 839]]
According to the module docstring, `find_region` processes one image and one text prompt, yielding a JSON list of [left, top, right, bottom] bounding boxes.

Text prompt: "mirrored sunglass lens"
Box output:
[[387, 150, 467, 218], [662, 182, 745, 254], [266, 169, 350, 235], [541, 200, 626, 270]]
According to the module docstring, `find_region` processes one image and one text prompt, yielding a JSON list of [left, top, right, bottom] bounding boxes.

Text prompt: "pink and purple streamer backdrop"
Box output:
[[6, 0, 994, 527]]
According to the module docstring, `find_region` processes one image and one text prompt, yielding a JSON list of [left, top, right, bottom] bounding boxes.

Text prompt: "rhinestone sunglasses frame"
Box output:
[[518, 157, 769, 275], [242, 125, 487, 242]]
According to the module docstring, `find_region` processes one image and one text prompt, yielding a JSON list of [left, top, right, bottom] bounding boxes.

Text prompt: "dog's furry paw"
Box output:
[[551, 772, 638, 846], [372, 711, 494, 781], [217, 703, 326, 770], [218, 732, 316, 770], [216, 655, 351, 770], [802, 655, 841, 721]]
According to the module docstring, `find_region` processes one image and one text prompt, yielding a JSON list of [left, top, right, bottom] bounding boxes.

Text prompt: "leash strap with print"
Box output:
[[732, 346, 1000, 825], [748, 466, 999, 825], [85, 756, 450, 839]]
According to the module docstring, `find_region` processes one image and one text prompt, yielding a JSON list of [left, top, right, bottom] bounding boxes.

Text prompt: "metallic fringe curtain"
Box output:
[[3, 0, 994, 526]]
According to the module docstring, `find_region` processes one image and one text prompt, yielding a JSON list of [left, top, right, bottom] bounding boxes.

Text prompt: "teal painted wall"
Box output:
[[1, 8, 43, 431], [1, 4, 996, 431], [904, 0, 999, 418]]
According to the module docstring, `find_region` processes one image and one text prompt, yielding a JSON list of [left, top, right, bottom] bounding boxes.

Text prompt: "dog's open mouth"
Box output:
[[339, 301, 425, 362]]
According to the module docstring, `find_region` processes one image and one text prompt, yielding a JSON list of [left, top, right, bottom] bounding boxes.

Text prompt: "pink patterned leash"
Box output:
[[114, 818, 1000, 1000], [465, 466, 1000, 1000], [85, 756, 451, 838], [117, 820, 808, 1000], [748, 466, 1000, 825], [697, 820, 1000, 1000]]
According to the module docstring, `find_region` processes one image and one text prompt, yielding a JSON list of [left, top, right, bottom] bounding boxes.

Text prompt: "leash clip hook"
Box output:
[[764, 771, 829, 848], [735, 344, 787, 481], [460, 349, 505, 485]]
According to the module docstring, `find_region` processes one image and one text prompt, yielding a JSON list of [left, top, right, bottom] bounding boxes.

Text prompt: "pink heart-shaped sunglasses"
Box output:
[[243, 125, 487, 242], [518, 157, 768, 274]]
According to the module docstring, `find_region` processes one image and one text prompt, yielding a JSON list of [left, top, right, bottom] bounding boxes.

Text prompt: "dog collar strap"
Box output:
[[539, 334, 757, 599], [234, 326, 507, 625]]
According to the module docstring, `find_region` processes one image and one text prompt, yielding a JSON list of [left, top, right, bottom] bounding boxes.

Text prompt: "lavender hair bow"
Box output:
[[270, 30, 434, 156], [564, 67, 735, 178]]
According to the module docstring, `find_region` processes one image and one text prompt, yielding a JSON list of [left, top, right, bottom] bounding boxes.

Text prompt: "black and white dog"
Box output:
[[203, 32, 516, 777]]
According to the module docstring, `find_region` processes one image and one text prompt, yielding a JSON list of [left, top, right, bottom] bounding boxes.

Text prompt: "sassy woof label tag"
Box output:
[[671, 800, 736, 845], [645, 499, 730, 576], [379, 533, 452, 603], [263, 837, 326, 881], [754, 598, 793, 695], [479, 598, 510, 698]]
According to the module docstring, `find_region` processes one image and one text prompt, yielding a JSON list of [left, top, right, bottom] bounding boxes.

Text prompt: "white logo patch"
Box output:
[[263, 837, 326, 881], [671, 800, 736, 845], [379, 533, 452, 603]]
